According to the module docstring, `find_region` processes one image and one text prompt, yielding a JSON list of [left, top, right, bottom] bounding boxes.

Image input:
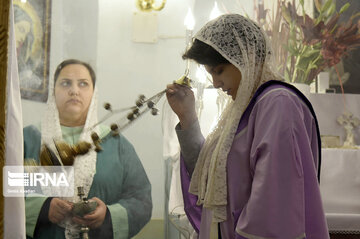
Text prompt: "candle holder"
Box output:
[[72, 186, 98, 239], [135, 0, 166, 12]]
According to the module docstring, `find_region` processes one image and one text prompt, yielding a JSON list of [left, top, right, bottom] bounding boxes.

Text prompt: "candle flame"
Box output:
[[184, 7, 195, 30], [196, 66, 207, 84], [209, 2, 222, 20]]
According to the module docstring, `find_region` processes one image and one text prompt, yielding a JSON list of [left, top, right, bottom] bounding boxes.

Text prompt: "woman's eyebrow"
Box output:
[[59, 78, 71, 81], [212, 65, 222, 72], [209, 66, 216, 73]]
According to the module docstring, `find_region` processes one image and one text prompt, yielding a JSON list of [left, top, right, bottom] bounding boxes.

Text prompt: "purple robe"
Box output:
[[177, 81, 329, 239]]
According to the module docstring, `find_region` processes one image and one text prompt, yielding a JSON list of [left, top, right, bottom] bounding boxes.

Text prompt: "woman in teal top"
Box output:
[[24, 59, 152, 239]]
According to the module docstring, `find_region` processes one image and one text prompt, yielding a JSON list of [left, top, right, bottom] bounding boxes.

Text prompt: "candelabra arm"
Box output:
[[152, 0, 166, 11]]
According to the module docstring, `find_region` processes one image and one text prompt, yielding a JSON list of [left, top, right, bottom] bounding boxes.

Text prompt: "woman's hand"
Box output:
[[166, 83, 197, 129], [48, 198, 73, 224], [72, 197, 107, 229]]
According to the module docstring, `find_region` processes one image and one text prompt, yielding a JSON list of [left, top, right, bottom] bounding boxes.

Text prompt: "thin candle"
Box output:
[[184, 7, 195, 75]]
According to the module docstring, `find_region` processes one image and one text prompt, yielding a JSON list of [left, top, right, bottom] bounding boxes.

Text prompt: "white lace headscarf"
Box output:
[[41, 62, 100, 238], [189, 14, 281, 222]]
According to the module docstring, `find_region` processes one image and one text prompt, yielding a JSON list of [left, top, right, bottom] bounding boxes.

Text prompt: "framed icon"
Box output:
[[14, 0, 51, 102]]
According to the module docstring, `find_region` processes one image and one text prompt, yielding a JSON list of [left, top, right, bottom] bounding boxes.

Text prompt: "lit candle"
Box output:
[[196, 66, 207, 84], [184, 7, 195, 47], [184, 7, 195, 75], [209, 1, 222, 20]]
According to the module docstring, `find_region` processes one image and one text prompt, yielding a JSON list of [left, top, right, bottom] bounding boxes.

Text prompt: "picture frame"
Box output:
[[13, 0, 51, 102]]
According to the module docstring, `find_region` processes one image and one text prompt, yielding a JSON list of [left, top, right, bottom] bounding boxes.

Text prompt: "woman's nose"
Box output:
[[69, 86, 79, 96], [212, 77, 223, 89]]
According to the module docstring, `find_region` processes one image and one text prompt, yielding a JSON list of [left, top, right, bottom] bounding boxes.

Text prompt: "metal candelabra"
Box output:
[[72, 186, 98, 239]]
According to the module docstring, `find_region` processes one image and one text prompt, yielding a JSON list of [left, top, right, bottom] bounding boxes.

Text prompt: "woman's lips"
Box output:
[[67, 99, 81, 104]]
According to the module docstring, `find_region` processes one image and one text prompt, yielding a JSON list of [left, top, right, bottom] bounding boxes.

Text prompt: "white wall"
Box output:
[[21, 0, 254, 221], [96, 0, 195, 219]]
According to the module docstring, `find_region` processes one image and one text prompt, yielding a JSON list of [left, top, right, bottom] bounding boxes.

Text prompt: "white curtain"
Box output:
[[162, 88, 222, 239], [4, 1, 26, 238]]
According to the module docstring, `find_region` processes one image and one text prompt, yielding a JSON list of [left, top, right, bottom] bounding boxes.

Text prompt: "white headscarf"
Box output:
[[41, 63, 100, 238], [189, 14, 281, 222]]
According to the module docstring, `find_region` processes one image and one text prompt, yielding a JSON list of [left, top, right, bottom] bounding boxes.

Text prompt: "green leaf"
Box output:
[[321, 0, 333, 14], [299, 0, 304, 8], [302, 49, 321, 58], [303, 62, 318, 83], [284, 70, 290, 82], [296, 57, 310, 71], [283, 44, 297, 55], [339, 3, 350, 14], [314, 0, 322, 12], [315, 13, 323, 25], [296, 52, 319, 72], [299, 0, 306, 17], [308, 62, 319, 71], [350, 12, 360, 21], [313, 42, 322, 48], [281, 5, 291, 24], [326, 3, 336, 17]]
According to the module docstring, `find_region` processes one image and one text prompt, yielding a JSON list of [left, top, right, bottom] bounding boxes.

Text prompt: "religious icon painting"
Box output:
[[13, 0, 51, 102]]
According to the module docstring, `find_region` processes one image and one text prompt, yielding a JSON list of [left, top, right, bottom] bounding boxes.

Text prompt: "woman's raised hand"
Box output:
[[166, 83, 197, 129]]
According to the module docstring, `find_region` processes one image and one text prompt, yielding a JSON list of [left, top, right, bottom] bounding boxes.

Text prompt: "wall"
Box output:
[[96, 0, 197, 220]]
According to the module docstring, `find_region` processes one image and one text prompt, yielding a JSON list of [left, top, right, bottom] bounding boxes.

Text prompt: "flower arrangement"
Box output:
[[255, 0, 360, 86], [254, 0, 290, 79]]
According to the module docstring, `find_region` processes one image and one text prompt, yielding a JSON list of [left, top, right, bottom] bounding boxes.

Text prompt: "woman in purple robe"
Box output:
[[166, 14, 329, 239]]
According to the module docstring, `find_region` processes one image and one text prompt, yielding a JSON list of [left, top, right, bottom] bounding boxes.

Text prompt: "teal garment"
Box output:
[[61, 125, 84, 145], [60, 125, 111, 145], [23, 125, 152, 239]]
